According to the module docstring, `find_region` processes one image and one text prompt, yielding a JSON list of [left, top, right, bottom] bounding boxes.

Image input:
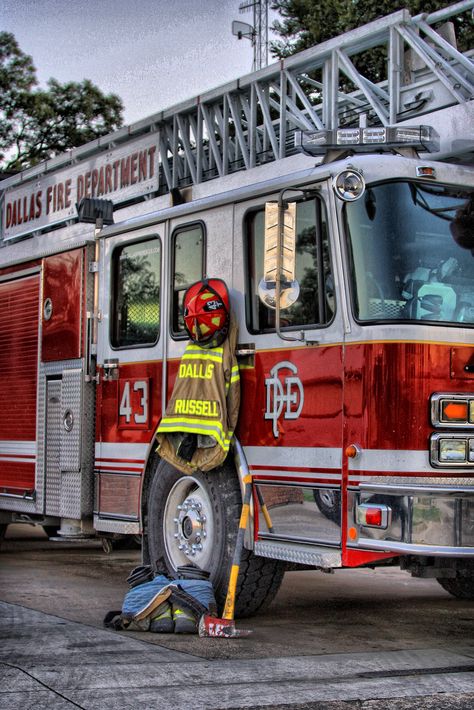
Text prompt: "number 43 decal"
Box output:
[[118, 378, 150, 429]]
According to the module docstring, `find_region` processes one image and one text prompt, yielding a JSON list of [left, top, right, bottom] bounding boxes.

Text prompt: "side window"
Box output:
[[246, 197, 334, 332], [171, 223, 205, 335], [112, 237, 161, 348]]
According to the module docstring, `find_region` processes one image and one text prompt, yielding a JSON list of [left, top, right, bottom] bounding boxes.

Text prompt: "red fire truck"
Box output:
[[1, 4, 473, 615]]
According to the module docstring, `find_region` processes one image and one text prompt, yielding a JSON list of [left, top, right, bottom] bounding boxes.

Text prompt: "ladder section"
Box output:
[[1, 2, 473, 199], [156, 2, 474, 190]]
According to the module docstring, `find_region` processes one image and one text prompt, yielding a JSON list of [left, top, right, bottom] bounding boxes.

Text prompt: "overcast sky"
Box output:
[[2, 0, 279, 125]]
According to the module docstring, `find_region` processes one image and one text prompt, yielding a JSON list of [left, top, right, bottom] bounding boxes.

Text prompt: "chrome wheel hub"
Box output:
[[174, 497, 207, 557], [163, 476, 215, 570]]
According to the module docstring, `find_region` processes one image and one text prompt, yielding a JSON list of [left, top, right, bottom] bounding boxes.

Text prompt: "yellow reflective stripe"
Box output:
[[186, 343, 224, 355], [228, 365, 240, 389], [159, 415, 228, 436], [186, 344, 223, 355], [178, 416, 229, 438], [181, 351, 223, 363], [159, 425, 227, 450], [157, 419, 232, 450]]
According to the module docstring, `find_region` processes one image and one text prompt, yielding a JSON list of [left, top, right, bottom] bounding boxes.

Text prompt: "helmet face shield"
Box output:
[[183, 278, 230, 348]]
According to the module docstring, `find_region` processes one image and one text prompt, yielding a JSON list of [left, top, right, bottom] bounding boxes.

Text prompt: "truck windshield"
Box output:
[[344, 181, 474, 326]]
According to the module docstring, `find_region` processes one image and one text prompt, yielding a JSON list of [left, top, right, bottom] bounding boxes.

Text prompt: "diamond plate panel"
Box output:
[[45, 379, 61, 517], [354, 475, 474, 486], [93, 516, 140, 534], [60, 368, 95, 520], [0, 494, 36, 514], [40, 359, 95, 521], [254, 540, 342, 568], [60, 369, 82, 472]]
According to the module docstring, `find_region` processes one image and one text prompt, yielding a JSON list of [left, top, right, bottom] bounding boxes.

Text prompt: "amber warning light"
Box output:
[[442, 401, 469, 422], [431, 394, 474, 428]]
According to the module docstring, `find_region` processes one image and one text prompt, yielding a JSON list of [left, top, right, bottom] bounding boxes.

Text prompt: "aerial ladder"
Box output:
[[1, 1, 473, 234]]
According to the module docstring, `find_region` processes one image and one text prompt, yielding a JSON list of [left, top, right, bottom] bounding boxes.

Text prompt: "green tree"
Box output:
[[271, 1, 473, 56], [0, 32, 37, 171], [270, 1, 473, 82], [0, 32, 124, 172]]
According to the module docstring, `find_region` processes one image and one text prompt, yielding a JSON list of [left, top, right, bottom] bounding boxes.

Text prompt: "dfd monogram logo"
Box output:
[[265, 361, 304, 438]]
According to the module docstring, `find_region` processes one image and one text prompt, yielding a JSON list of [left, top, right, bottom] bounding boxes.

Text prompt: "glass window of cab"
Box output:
[[171, 224, 205, 336], [246, 197, 335, 332], [112, 238, 161, 347], [344, 182, 474, 326]]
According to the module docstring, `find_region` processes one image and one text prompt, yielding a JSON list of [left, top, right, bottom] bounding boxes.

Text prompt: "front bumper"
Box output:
[[348, 484, 474, 557]]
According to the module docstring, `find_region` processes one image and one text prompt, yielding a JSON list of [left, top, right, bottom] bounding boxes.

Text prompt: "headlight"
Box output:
[[430, 433, 474, 467], [439, 438, 467, 462]]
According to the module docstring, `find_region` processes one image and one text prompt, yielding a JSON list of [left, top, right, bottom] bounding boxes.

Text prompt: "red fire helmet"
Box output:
[[183, 278, 230, 348]]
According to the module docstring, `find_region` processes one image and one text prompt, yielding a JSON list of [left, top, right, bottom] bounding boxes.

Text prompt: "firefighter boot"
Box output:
[[150, 603, 174, 633], [172, 605, 197, 634]]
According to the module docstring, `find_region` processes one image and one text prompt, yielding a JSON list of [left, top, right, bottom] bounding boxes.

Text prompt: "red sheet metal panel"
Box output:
[[42, 248, 84, 362], [98, 473, 141, 518], [0, 274, 39, 493]]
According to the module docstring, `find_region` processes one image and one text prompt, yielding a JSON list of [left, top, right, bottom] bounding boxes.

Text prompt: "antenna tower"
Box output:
[[239, 0, 269, 70]]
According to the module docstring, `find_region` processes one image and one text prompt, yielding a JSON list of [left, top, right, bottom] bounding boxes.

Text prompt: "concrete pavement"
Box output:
[[2, 600, 474, 710]]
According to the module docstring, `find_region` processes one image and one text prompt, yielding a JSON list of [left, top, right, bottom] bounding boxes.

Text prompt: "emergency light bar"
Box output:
[[295, 125, 439, 155]]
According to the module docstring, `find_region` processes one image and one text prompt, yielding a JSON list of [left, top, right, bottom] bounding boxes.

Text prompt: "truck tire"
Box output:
[[0, 523, 7, 549], [436, 575, 474, 600], [313, 489, 341, 524], [147, 458, 285, 618], [43, 525, 59, 539]]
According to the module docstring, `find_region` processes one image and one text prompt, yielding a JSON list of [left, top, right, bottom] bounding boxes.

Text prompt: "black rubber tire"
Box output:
[[112, 535, 142, 550], [43, 525, 59, 539], [147, 458, 285, 618], [436, 575, 474, 600]]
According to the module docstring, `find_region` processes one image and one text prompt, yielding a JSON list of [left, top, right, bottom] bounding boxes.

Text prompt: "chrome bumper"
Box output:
[[348, 484, 474, 557]]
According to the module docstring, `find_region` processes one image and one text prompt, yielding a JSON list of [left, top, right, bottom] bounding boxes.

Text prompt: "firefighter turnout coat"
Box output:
[[156, 316, 240, 474]]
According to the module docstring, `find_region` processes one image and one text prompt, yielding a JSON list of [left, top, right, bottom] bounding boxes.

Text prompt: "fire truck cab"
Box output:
[[1, 3, 474, 615]]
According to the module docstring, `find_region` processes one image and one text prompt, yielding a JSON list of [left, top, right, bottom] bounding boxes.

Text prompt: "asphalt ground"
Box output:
[[1, 525, 474, 709]]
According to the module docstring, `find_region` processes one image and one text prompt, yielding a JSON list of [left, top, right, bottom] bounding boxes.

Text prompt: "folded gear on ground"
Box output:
[[104, 570, 216, 634]]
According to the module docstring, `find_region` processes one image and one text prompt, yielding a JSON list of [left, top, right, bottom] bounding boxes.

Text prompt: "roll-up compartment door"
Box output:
[[0, 274, 40, 495]]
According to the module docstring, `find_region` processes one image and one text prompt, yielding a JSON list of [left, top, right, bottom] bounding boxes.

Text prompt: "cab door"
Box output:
[[233, 186, 346, 558], [166, 206, 233, 399], [95, 226, 164, 530]]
